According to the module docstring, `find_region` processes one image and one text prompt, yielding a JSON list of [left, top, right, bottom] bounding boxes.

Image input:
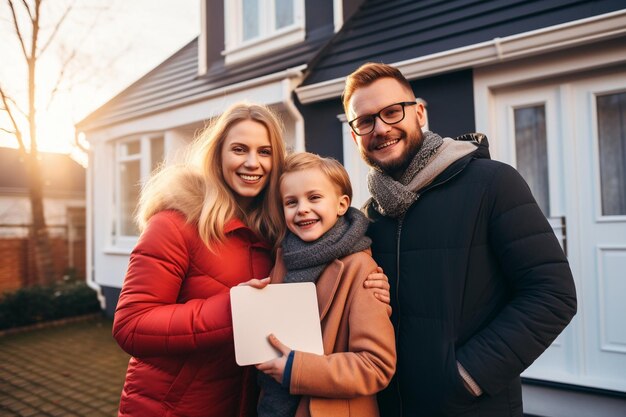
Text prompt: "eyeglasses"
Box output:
[[348, 101, 417, 136]]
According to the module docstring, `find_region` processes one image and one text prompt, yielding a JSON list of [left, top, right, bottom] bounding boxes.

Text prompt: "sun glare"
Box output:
[[37, 109, 75, 154]]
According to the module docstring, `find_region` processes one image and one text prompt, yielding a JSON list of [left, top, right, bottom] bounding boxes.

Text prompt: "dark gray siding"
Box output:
[[101, 285, 121, 318], [306, 0, 335, 36], [299, 99, 345, 160], [203, 0, 225, 72], [344, 0, 366, 21], [303, 0, 626, 85], [411, 70, 475, 138]]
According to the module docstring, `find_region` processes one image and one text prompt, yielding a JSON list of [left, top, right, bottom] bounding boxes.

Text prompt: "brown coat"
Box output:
[[269, 249, 396, 417]]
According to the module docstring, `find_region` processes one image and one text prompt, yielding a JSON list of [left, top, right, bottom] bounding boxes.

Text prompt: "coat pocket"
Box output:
[[309, 397, 350, 417], [441, 344, 478, 416]]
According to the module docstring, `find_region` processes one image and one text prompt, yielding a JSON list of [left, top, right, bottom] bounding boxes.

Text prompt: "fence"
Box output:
[[0, 224, 86, 294]]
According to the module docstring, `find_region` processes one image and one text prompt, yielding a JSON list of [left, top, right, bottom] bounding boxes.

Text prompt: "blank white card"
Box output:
[[230, 282, 324, 366]]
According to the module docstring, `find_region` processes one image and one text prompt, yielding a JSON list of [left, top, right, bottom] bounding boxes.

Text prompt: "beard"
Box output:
[[360, 128, 424, 177]]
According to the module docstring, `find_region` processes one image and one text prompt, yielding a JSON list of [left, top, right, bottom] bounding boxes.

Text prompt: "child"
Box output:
[[256, 152, 396, 417]]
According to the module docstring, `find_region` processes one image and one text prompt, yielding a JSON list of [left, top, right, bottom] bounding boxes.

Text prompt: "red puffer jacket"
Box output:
[[113, 210, 272, 417]]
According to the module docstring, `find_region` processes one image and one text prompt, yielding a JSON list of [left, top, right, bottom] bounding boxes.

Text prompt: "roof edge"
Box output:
[[76, 37, 199, 129], [296, 9, 626, 104], [77, 64, 307, 133]]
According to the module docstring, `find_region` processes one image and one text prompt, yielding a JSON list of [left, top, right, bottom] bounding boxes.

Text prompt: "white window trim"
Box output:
[[333, 0, 343, 32], [586, 86, 626, 222], [110, 134, 164, 251], [339, 113, 371, 209], [223, 0, 305, 65], [198, 0, 208, 75]]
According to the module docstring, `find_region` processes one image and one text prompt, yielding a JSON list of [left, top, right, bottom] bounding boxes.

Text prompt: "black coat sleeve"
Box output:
[[455, 162, 577, 396]]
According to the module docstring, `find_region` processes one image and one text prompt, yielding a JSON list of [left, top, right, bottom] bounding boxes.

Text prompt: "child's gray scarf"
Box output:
[[257, 207, 371, 417], [282, 207, 372, 283]]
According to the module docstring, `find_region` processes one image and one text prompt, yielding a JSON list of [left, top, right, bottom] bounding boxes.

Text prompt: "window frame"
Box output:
[[594, 89, 626, 218], [512, 103, 551, 216], [111, 134, 165, 249], [223, 0, 305, 65]]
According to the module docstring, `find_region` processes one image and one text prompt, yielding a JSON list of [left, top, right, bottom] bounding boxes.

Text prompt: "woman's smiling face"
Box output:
[[221, 119, 273, 209]]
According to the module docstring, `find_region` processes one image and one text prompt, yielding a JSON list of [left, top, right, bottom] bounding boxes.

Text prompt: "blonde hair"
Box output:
[[342, 62, 414, 114], [136, 102, 286, 250], [281, 152, 352, 200]]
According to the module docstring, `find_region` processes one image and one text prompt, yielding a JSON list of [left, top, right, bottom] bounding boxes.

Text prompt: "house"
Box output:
[[77, 0, 626, 415], [0, 147, 86, 291]]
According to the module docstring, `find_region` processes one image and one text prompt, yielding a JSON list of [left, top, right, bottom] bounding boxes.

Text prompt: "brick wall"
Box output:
[[0, 239, 27, 293], [0, 229, 86, 294]]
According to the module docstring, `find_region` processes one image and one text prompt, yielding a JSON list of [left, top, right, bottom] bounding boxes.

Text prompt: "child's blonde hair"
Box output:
[[281, 152, 352, 200]]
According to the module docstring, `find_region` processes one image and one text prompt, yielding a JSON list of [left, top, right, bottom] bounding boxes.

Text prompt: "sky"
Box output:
[[0, 0, 200, 158]]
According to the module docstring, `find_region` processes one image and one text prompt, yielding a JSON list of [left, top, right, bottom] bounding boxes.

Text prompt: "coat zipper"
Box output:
[[391, 155, 471, 415], [395, 213, 405, 417]]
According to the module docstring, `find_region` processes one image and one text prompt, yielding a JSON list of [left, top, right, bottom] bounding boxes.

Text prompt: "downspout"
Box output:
[[74, 131, 106, 309], [282, 65, 306, 152]]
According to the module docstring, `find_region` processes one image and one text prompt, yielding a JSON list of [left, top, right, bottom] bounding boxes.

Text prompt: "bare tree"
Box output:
[[0, 0, 77, 285]]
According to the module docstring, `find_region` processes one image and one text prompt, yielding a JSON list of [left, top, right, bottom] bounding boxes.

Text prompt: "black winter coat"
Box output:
[[366, 136, 577, 417]]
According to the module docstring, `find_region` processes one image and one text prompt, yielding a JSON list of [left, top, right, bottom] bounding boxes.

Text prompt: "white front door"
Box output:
[[572, 73, 626, 391], [493, 69, 626, 392]]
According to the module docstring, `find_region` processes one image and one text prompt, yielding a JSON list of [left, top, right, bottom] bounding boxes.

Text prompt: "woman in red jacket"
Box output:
[[112, 102, 390, 417], [112, 102, 287, 417]]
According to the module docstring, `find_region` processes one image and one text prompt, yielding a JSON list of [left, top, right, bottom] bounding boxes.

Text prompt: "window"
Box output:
[[597, 91, 626, 216], [223, 0, 305, 64], [514, 104, 551, 216], [113, 135, 164, 244]]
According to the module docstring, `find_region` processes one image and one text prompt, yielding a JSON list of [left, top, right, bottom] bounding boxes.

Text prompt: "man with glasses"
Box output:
[[343, 62, 576, 417]]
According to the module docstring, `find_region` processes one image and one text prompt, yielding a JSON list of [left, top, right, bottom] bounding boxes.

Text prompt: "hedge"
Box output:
[[0, 280, 101, 330]]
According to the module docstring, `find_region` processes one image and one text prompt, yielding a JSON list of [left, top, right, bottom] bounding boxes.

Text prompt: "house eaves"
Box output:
[[77, 64, 307, 132], [296, 0, 626, 104], [77, 30, 331, 132]]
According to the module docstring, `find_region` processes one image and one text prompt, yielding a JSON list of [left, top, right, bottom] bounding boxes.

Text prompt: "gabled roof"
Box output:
[[302, 0, 626, 86], [78, 31, 332, 130], [0, 147, 85, 198]]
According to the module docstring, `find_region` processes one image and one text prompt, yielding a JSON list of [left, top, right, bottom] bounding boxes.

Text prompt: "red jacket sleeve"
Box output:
[[112, 211, 234, 358]]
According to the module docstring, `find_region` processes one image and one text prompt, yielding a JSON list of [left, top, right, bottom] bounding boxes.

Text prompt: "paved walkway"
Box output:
[[0, 317, 129, 416], [2, 317, 625, 417]]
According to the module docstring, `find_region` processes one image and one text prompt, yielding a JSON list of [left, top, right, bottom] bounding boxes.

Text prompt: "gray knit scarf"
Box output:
[[282, 207, 372, 283], [368, 131, 443, 218], [257, 207, 372, 417]]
